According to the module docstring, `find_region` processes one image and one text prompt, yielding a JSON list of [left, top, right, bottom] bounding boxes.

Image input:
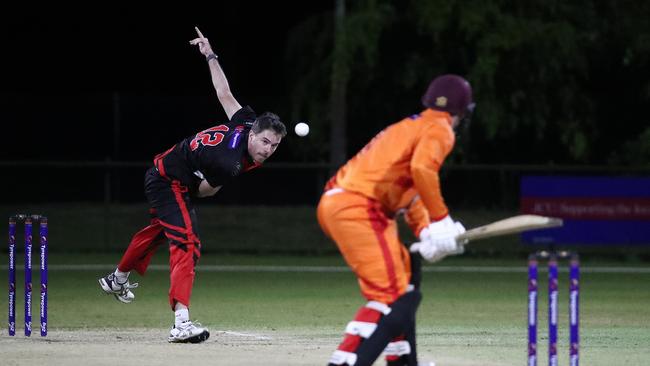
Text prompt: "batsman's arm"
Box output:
[[410, 129, 453, 221], [402, 194, 430, 238], [190, 27, 242, 120]]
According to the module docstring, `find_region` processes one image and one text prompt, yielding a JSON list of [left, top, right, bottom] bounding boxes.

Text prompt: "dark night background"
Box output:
[[1, 3, 331, 162], [1, 3, 335, 204], [2, 1, 649, 205]]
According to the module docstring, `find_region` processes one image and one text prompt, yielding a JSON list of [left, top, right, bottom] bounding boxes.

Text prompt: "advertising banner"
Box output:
[[520, 176, 650, 244]]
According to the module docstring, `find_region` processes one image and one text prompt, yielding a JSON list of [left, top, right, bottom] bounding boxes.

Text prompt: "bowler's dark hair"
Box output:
[[252, 112, 287, 137]]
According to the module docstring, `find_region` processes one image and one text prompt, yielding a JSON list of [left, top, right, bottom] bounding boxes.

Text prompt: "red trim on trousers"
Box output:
[[367, 200, 399, 302], [171, 181, 196, 242], [117, 218, 165, 275], [158, 219, 189, 234], [168, 180, 201, 309], [165, 232, 189, 245], [153, 144, 176, 178]]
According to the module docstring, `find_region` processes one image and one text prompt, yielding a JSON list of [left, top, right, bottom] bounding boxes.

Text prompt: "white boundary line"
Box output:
[[1, 264, 649, 273]]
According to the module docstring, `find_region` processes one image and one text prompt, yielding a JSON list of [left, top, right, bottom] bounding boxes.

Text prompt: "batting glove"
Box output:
[[410, 215, 466, 263]]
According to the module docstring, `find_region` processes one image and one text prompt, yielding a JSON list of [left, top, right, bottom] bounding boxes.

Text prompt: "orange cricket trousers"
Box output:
[[317, 188, 412, 304]]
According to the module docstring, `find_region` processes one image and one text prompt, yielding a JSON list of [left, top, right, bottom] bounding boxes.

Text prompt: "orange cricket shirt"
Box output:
[[332, 109, 455, 235]]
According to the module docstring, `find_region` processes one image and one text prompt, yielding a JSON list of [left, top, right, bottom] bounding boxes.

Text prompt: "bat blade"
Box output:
[[457, 214, 563, 243]]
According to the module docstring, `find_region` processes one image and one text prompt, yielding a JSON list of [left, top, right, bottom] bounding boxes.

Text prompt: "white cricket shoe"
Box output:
[[168, 321, 210, 343], [98, 272, 138, 303]]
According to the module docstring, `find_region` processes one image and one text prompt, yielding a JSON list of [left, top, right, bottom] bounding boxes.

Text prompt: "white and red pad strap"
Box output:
[[329, 301, 390, 365], [345, 321, 377, 338], [365, 301, 391, 315], [384, 340, 411, 356], [329, 350, 357, 365]]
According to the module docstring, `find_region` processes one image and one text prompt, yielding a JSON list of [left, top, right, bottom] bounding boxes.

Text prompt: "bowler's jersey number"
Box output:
[[190, 125, 230, 151]]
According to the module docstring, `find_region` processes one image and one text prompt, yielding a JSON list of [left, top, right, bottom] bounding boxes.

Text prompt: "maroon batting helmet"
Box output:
[[422, 74, 475, 117]]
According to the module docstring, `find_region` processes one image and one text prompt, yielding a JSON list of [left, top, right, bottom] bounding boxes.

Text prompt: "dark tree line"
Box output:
[[284, 0, 650, 166]]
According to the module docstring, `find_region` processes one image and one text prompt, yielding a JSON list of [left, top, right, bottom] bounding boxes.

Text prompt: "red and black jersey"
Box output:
[[153, 106, 261, 193]]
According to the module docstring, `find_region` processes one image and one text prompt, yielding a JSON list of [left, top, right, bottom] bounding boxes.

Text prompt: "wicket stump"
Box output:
[[8, 214, 48, 337], [528, 250, 579, 366]]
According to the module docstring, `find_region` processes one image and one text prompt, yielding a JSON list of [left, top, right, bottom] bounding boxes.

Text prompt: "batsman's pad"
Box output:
[[353, 291, 422, 366], [329, 301, 392, 365]]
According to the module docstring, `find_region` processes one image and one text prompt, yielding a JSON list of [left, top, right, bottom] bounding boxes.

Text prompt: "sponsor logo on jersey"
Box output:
[[229, 125, 245, 149]]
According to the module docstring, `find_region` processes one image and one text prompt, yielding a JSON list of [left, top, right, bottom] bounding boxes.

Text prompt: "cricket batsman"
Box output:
[[317, 75, 475, 365]]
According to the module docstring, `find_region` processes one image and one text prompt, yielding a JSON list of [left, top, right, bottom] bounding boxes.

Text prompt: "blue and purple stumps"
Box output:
[[528, 251, 579, 366], [7, 214, 47, 337]]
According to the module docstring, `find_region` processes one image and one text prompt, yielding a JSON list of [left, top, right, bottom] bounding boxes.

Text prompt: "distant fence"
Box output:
[[2, 160, 649, 208], [2, 161, 649, 254]]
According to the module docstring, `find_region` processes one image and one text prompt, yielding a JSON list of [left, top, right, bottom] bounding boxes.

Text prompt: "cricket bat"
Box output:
[[457, 214, 563, 243]]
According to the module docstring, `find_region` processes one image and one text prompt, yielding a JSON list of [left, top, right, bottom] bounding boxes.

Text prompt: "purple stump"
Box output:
[[8, 217, 16, 336], [24, 217, 33, 337], [528, 254, 538, 366], [39, 217, 48, 337], [548, 255, 558, 366], [569, 254, 580, 366]]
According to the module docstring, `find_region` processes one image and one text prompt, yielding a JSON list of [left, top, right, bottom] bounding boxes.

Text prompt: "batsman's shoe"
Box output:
[[168, 321, 210, 343], [98, 273, 139, 303]]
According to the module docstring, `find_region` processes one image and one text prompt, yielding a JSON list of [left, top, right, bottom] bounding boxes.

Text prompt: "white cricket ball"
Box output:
[[294, 122, 310, 137]]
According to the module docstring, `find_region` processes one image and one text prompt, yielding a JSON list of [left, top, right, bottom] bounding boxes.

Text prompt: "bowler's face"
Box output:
[[248, 130, 282, 163]]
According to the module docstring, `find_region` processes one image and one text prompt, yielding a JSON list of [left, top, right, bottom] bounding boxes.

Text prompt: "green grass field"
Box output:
[[1, 253, 649, 365]]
